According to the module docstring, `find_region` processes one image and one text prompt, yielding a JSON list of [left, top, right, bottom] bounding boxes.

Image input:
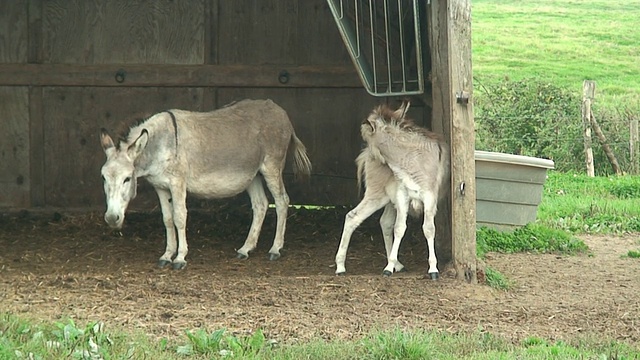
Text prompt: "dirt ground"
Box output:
[[0, 206, 639, 345]]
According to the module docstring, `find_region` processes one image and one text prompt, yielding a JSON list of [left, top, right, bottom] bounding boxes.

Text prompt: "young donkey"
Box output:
[[335, 101, 450, 279], [100, 99, 312, 269]]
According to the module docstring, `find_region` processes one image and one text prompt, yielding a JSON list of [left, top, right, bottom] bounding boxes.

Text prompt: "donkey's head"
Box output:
[[361, 101, 411, 142], [99, 128, 148, 229]]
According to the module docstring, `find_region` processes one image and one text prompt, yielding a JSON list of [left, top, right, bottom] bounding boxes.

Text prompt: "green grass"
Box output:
[[475, 221, 588, 291], [2, 314, 639, 359], [473, 0, 640, 109], [625, 250, 640, 259], [484, 267, 512, 290], [477, 223, 588, 256], [537, 171, 640, 234]]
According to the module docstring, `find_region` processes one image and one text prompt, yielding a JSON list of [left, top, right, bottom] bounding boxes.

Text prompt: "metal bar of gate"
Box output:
[[326, 0, 424, 97]]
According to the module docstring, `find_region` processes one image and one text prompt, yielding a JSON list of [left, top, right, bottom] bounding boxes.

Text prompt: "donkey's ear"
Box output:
[[394, 101, 411, 120], [100, 128, 115, 156], [127, 129, 149, 159]]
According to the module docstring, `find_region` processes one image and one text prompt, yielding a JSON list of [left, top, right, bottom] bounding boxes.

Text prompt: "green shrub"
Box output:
[[474, 78, 639, 174], [475, 78, 583, 172]]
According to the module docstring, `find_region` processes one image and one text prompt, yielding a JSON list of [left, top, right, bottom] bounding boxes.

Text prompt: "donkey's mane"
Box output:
[[116, 111, 155, 146], [373, 104, 444, 142]]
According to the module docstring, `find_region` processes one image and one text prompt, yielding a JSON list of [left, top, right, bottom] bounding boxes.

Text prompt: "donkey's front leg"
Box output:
[[170, 182, 189, 270], [156, 188, 177, 268]]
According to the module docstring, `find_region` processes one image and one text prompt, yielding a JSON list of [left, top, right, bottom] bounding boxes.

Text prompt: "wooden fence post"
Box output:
[[590, 114, 622, 175], [582, 80, 596, 177], [631, 118, 639, 174]]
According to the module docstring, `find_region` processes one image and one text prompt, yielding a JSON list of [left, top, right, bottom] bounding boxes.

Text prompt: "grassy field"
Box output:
[[537, 171, 640, 233], [472, 0, 640, 108]]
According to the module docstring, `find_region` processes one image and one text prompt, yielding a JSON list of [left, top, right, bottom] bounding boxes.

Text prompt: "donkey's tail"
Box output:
[[290, 133, 312, 181], [437, 141, 451, 199], [355, 149, 369, 196]]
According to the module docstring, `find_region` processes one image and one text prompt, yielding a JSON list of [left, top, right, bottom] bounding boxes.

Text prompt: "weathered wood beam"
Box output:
[[0, 64, 361, 88], [449, 0, 476, 283], [582, 80, 596, 177], [590, 113, 622, 175], [431, 0, 477, 283]]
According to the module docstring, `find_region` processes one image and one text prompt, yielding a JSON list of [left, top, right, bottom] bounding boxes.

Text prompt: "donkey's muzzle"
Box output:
[[104, 213, 123, 229]]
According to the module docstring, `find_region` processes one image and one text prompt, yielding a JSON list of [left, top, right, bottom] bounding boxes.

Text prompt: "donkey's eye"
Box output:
[[101, 175, 106, 182], [124, 177, 131, 184]]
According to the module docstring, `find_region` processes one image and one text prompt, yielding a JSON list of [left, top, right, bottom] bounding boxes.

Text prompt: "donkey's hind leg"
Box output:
[[380, 203, 405, 273], [383, 188, 410, 277], [422, 194, 439, 280], [335, 196, 389, 275], [261, 170, 290, 261], [156, 188, 177, 268], [237, 177, 269, 259]]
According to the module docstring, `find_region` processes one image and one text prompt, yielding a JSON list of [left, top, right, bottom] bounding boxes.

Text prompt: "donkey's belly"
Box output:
[[187, 172, 257, 199]]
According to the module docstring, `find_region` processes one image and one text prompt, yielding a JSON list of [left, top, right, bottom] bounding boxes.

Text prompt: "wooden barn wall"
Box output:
[[0, 1, 29, 208], [0, 0, 426, 210]]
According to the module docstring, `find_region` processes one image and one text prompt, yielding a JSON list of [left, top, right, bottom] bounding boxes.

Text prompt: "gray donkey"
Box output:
[[335, 101, 450, 279], [100, 99, 312, 269]]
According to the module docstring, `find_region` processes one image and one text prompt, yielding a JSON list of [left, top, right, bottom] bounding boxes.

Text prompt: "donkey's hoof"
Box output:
[[236, 252, 248, 260], [268, 252, 281, 261], [428, 272, 439, 280], [172, 261, 187, 270], [157, 260, 172, 268], [396, 267, 408, 273], [335, 271, 346, 276], [382, 270, 393, 277]]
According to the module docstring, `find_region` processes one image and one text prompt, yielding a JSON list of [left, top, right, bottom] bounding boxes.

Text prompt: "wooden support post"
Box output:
[[631, 118, 639, 174], [582, 81, 596, 177], [430, 0, 476, 283], [590, 114, 622, 175]]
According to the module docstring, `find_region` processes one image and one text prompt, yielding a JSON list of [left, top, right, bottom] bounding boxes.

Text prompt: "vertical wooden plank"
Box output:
[[0, 1, 28, 63], [431, 0, 476, 283], [0, 87, 30, 208], [217, 0, 298, 65], [206, 0, 219, 65], [42, 0, 205, 64], [29, 87, 45, 207], [28, 0, 44, 64], [0, 3, 30, 207], [296, 0, 350, 64], [582, 80, 596, 177], [29, 0, 45, 206]]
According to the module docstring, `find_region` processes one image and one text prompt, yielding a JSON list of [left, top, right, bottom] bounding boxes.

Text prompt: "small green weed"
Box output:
[[485, 267, 511, 290], [625, 250, 640, 259], [179, 328, 270, 358]]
